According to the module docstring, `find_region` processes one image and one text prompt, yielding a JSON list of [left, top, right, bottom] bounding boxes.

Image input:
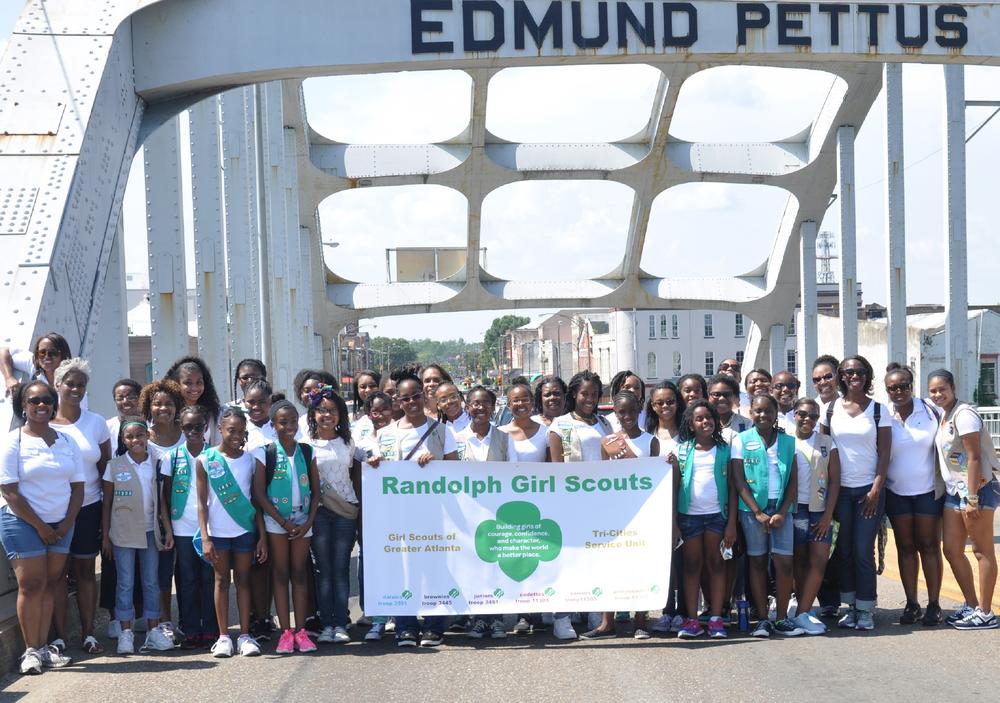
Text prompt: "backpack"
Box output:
[[264, 442, 314, 486]]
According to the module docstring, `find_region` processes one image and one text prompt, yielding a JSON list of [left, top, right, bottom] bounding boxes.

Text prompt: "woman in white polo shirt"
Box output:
[[0, 381, 83, 674], [884, 363, 944, 627]]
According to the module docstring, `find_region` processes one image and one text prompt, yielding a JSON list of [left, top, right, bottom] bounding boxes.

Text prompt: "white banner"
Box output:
[[362, 458, 673, 616]]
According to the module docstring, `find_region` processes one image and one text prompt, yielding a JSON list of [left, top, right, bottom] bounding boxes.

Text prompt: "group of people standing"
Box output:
[[0, 333, 996, 675]]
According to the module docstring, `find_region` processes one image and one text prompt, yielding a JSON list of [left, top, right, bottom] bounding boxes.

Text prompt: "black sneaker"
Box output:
[[420, 631, 443, 647], [751, 620, 773, 638], [250, 618, 273, 642], [448, 616, 472, 633], [899, 602, 922, 625], [304, 615, 322, 638], [396, 630, 418, 647], [922, 602, 943, 627], [580, 627, 616, 640]]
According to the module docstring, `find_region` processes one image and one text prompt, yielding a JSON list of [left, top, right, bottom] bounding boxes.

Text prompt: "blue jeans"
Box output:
[[175, 535, 218, 637], [312, 507, 357, 628], [113, 531, 160, 623], [832, 484, 885, 611]]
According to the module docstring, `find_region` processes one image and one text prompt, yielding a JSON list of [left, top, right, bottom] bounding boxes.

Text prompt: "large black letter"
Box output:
[[818, 3, 850, 46], [617, 2, 655, 48], [663, 2, 698, 47], [935, 5, 968, 48], [572, 1, 609, 48], [857, 4, 890, 47], [737, 3, 770, 46], [777, 3, 811, 46], [463, 1, 505, 51], [894, 4, 927, 48], [514, 1, 563, 50], [412, 0, 454, 54]]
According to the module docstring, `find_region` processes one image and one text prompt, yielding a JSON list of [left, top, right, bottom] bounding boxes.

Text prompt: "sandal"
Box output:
[[82, 635, 104, 654]]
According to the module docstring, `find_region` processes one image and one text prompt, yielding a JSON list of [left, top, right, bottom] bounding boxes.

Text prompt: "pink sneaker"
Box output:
[[295, 628, 317, 653], [276, 629, 295, 654]]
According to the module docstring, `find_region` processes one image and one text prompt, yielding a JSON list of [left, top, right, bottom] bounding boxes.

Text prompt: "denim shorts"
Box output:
[[70, 500, 102, 559], [0, 506, 74, 560], [793, 504, 833, 546], [209, 530, 257, 553], [264, 507, 313, 537], [739, 500, 794, 556], [885, 489, 943, 518], [944, 477, 1000, 512], [677, 512, 726, 540]]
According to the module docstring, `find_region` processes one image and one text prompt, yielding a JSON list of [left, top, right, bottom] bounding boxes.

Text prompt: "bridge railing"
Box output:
[[980, 407, 1000, 454]]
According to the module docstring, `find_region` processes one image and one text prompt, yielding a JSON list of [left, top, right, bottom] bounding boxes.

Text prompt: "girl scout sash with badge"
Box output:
[[168, 445, 198, 521], [202, 447, 257, 533]]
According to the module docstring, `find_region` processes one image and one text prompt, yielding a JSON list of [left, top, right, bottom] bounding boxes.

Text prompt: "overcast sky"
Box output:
[[3, 5, 999, 343]]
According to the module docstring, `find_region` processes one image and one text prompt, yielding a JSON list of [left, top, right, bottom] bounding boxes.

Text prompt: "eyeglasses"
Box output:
[[886, 382, 912, 394], [114, 393, 139, 403], [812, 372, 835, 384], [772, 382, 799, 390], [708, 391, 733, 400], [25, 396, 54, 406], [840, 368, 867, 378], [794, 411, 821, 420], [180, 423, 207, 433], [314, 406, 337, 416], [397, 393, 423, 404], [437, 394, 462, 404]]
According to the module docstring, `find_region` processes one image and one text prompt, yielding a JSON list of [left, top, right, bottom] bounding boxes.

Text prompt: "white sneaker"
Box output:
[[512, 617, 531, 635], [364, 622, 384, 641], [788, 596, 798, 619], [19, 648, 42, 675], [333, 626, 351, 644], [118, 629, 135, 655], [159, 621, 179, 642], [141, 626, 176, 652], [107, 619, 122, 639], [767, 595, 777, 622], [317, 626, 336, 644], [384, 617, 396, 634], [210, 635, 233, 658], [553, 616, 577, 640], [794, 612, 828, 635], [237, 634, 261, 656], [38, 644, 72, 668]]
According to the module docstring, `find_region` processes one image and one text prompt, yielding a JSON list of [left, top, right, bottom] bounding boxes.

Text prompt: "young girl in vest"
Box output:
[[732, 393, 799, 638], [162, 405, 217, 649], [101, 418, 175, 654], [454, 387, 510, 640], [196, 407, 268, 657], [369, 374, 458, 647], [588, 391, 659, 640], [252, 400, 320, 653], [789, 398, 840, 635], [546, 370, 611, 641], [671, 400, 734, 639]]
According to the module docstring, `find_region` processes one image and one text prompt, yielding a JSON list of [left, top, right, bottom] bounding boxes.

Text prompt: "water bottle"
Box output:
[[737, 599, 750, 633]]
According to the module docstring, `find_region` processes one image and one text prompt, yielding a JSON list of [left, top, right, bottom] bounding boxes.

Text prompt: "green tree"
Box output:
[[370, 337, 417, 371], [481, 314, 529, 371]]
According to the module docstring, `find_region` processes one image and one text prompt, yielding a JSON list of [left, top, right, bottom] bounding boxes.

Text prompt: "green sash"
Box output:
[[168, 446, 197, 521], [268, 442, 311, 518], [203, 447, 257, 533]]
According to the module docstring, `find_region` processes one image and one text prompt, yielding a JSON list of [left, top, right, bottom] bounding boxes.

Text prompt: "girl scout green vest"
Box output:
[[677, 440, 731, 518], [737, 428, 796, 514]]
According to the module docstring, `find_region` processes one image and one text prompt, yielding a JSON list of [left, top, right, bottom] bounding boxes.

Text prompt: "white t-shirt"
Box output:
[[607, 409, 649, 434], [548, 413, 608, 462], [203, 451, 258, 538], [777, 409, 797, 432], [104, 454, 157, 531], [53, 410, 110, 506], [159, 446, 201, 537], [720, 414, 752, 445], [393, 422, 458, 460], [296, 413, 310, 442], [687, 447, 721, 515], [107, 416, 121, 445], [245, 420, 277, 454], [624, 432, 655, 458], [888, 400, 939, 496], [731, 433, 782, 500], [307, 436, 358, 504], [652, 432, 679, 458], [793, 431, 836, 505], [455, 425, 494, 462], [506, 425, 549, 462], [351, 415, 375, 445], [11, 350, 89, 410], [148, 435, 185, 467], [820, 399, 892, 488], [0, 430, 84, 523], [448, 412, 472, 435]]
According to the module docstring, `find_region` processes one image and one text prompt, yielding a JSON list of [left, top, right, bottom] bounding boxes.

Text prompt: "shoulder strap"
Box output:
[[300, 442, 313, 466], [405, 420, 440, 461], [873, 401, 881, 425], [264, 443, 277, 486], [921, 398, 941, 424], [595, 414, 612, 433], [826, 400, 835, 429]]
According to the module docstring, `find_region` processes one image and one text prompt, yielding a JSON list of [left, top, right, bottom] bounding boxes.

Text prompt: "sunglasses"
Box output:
[[795, 411, 821, 420], [35, 349, 62, 359], [25, 395, 54, 406], [772, 382, 799, 390], [886, 383, 912, 394], [840, 368, 867, 377], [708, 391, 733, 399], [812, 372, 835, 384], [397, 393, 424, 404], [719, 363, 741, 372], [180, 423, 207, 433]]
